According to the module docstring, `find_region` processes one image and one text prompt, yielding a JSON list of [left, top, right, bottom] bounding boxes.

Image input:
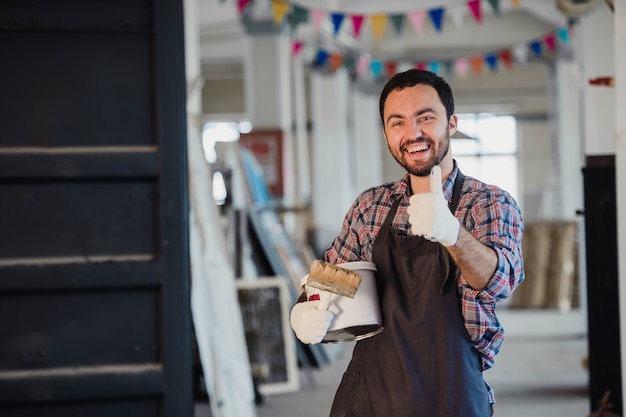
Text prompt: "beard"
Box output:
[[388, 131, 450, 177]]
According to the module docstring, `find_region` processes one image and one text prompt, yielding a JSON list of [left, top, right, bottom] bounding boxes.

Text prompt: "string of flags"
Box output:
[[233, 0, 573, 81], [308, 25, 570, 80]]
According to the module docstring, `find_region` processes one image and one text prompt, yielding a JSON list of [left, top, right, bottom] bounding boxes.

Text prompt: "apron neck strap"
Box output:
[[385, 168, 466, 226], [449, 169, 465, 214]]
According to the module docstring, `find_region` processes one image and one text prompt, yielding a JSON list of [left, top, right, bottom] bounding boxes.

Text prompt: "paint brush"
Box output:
[[307, 260, 362, 310]]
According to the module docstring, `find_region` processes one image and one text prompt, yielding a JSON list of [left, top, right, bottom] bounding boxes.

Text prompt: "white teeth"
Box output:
[[406, 144, 429, 153]]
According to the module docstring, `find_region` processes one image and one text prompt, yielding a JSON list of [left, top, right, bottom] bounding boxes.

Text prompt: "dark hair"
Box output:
[[379, 69, 455, 124]]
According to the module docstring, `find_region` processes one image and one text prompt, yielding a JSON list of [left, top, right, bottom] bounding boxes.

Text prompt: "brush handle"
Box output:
[[317, 291, 332, 310]]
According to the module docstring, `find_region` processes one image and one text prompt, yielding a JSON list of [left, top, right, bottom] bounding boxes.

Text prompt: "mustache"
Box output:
[[401, 136, 433, 149]]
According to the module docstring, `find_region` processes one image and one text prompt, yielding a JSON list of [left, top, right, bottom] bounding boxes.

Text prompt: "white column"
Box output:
[[350, 88, 384, 195], [184, 1, 256, 416], [310, 69, 353, 253], [615, 0, 626, 410], [555, 60, 584, 219], [580, 5, 616, 155], [243, 32, 295, 206]]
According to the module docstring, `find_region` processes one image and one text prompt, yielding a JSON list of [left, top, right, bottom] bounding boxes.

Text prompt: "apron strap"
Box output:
[[449, 169, 465, 214]]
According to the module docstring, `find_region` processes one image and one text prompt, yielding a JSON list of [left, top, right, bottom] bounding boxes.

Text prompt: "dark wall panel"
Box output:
[[0, 291, 158, 370], [0, 0, 191, 415], [1, 32, 153, 147], [0, 182, 156, 259]]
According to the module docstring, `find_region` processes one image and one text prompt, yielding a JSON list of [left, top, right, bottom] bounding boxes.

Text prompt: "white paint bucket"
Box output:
[[303, 261, 383, 344]]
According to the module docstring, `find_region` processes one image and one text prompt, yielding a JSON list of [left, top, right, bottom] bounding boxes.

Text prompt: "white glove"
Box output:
[[407, 165, 460, 247], [290, 300, 336, 344]]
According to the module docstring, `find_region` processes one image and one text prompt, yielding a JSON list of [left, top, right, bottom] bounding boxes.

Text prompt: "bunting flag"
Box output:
[[470, 56, 484, 76], [292, 40, 303, 57], [259, 0, 574, 82], [385, 61, 398, 78], [448, 7, 466, 29], [467, 0, 482, 24], [428, 7, 445, 32], [371, 60, 383, 78], [408, 10, 426, 35], [455, 59, 469, 77], [545, 33, 556, 52], [310, 9, 326, 31], [499, 49, 514, 69], [268, 0, 519, 39], [329, 53, 344, 71], [390, 14, 406, 37], [529, 40, 542, 57], [331, 13, 345, 35], [308, 25, 572, 81], [272, 0, 290, 25], [289, 5, 308, 28], [485, 53, 498, 72], [237, 0, 251, 15], [371, 14, 388, 40], [351, 15, 365, 38], [487, 0, 501, 15]]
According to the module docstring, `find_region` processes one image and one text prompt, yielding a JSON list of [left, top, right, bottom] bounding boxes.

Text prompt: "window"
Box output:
[[453, 113, 518, 202]]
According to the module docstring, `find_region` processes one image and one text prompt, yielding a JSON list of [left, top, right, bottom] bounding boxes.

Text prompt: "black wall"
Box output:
[[0, 1, 191, 416], [582, 154, 622, 414]]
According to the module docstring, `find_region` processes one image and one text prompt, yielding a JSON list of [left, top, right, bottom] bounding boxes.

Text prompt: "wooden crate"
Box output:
[[510, 221, 579, 310]]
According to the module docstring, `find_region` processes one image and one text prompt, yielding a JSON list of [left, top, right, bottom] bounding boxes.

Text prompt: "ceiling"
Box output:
[[196, 0, 607, 76]]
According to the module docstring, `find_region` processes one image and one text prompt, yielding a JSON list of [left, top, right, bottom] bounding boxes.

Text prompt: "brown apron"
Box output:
[[329, 172, 492, 417]]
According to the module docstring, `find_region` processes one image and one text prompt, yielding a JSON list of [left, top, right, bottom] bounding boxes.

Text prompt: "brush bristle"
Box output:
[[307, 260, 362, 298]]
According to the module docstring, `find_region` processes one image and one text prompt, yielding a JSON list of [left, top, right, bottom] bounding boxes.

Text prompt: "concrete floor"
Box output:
[[197, 309, 593, 417]]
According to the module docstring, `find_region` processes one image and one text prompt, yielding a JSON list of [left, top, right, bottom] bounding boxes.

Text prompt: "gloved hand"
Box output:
[[290, 300, 336, 344], [407, 165, 460, 247]]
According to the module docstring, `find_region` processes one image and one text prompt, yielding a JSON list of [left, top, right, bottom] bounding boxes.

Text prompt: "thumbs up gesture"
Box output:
[[407, 165, 460, 247]]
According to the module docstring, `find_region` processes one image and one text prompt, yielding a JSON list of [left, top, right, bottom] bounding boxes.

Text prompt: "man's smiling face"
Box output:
[[382, 83, 457, 177]]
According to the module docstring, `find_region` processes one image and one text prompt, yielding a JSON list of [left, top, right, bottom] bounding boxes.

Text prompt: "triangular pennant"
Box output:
[[344, 55, 356, 76], [416, 62, 428, 70], [529, 40, 542, 57], [329, 53, 344, 71], [390, 14, 406, 36], [499, 49, 514, 69], [544, 33, 556, 52], [385, 61, 397, 77], [311, 9, 327, 32], [428, 7, 445, 32], [272, 0, 290, 26], [470, 56, 484, 75], [292, 41, 303, 57], [455, 59, 469, 77], [485, 54, 498, 71], [512, 43, 528, 64], [557, 27, 570, 43], [371, 60, 383, 78], [510, 0, 520, 7], [331, 13, 345, 36], [429, 61, 441, 74], [448, 7, 466, 29], [408, 10, 426, 35], [487, 0, 501, 15], [370, 15, 388, 40], [443, 61, 454, 78], [316, 50, 329, 67], [237, 0, 251, 15], [356, 57, 369, 77], [351, 15, 365, 38], [289, 5, 309, 28], [467, 0, 482, 24]]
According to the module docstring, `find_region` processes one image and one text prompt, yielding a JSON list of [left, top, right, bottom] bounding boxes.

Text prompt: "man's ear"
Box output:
[[448, 114, 458, 136]]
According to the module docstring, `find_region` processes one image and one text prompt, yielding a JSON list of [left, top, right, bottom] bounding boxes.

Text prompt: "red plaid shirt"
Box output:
[[323, 163, 525, 379]]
